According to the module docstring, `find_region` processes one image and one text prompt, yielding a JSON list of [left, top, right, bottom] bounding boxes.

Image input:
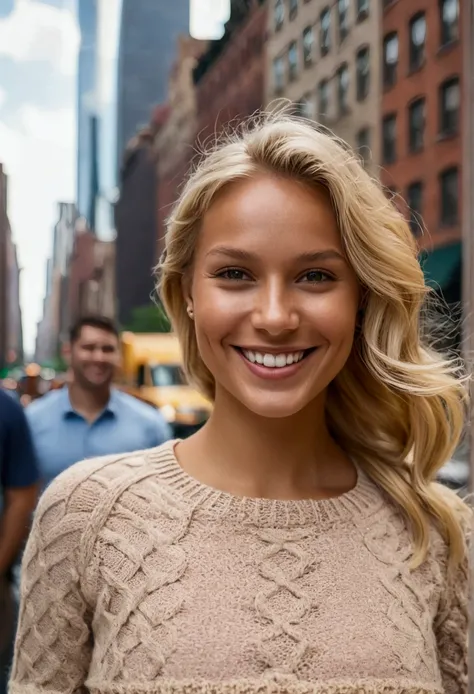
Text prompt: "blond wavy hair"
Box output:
[[158, 114, 471, 570]]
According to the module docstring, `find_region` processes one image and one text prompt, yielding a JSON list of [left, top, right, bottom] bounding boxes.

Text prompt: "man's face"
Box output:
[[69, 325, 120, 389]]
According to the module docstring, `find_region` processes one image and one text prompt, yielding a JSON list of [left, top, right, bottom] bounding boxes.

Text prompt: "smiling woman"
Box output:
[[9, 114, 471, 694]]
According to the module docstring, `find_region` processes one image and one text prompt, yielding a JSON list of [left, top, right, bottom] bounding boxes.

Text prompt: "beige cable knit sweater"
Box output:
[[9, 440, 468, 694]]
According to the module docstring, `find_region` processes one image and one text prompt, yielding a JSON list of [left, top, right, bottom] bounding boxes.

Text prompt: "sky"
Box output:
[[0, 0, 79, 355], [0, 0, 229, 357]]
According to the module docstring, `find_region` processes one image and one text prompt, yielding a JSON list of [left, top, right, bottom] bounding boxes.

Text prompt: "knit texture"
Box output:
[[9, 440, 469, 694]]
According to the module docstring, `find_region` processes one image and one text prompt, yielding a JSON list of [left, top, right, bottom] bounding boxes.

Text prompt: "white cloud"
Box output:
[[19, 103, 75, 144], [190, 0, 230, 39], [0, 0, 79, 76]]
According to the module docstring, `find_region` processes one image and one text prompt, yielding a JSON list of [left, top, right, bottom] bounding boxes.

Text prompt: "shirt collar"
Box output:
[[60, 386, 119, 418]]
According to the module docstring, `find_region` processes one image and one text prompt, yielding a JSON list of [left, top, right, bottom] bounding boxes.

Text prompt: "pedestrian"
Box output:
[[9, 116, 471, 694], [0, 389, 39, 694], [25, 315, 172, 489]]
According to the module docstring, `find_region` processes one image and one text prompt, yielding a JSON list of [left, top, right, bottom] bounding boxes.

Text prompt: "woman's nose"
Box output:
[[251, 283, 299, 335]]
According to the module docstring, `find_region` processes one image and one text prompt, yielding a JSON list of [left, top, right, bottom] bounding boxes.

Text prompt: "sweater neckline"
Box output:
[[147, 439, 383, 528]]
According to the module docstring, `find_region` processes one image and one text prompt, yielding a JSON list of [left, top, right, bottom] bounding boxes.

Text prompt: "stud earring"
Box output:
[[187, 306, 194, 319]]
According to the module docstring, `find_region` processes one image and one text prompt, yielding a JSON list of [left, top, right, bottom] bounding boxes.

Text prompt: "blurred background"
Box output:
[[0, 0, 472, 487]]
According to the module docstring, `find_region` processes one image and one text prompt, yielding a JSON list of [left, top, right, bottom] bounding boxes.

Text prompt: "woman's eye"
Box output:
[[300, 270, 332, 283], [218, 268, 249, 281]]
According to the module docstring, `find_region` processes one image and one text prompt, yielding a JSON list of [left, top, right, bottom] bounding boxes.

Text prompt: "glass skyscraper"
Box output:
[[76, 0, 190, 240]]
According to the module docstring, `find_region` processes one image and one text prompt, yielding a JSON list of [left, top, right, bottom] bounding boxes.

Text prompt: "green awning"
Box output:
[[419, 241, 461, 290]]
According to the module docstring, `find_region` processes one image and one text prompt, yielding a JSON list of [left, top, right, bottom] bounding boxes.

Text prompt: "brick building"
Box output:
[[381, 0, 462, 299], [265, 0, 381, 174], [193, 0, 267, 141], [155, 36, 208, 258]]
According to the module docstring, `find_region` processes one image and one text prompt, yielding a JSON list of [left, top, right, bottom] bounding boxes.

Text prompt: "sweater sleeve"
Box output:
[[9, 464, 99, 694], [434, 534, 470, 694]]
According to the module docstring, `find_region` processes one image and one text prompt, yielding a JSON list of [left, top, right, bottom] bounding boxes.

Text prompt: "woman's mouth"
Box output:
[[233, 347, 316, 378]]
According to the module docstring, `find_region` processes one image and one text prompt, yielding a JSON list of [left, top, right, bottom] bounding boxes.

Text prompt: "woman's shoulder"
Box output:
[[35, 441, 179, 534]]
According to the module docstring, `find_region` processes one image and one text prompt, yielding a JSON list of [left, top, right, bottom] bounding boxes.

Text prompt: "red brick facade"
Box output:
[[67, 227, 96, 324], [381, 0, 463, 251], [194, 0, 267, 141]]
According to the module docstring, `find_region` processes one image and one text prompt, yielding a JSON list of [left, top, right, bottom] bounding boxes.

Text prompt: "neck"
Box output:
[[68, 381, 111, 422], [180, 387, 356, 500]]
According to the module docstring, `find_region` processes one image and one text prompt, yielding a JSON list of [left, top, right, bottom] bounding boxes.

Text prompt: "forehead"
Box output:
[[76, 325, 118, 345], [197, 174, 342, 258]]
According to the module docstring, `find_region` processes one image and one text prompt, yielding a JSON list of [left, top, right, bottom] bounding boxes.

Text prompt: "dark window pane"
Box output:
[[382, 113, 397, 163], [408, 98, 425, 152], [356, 127, 371, 165], [288, 41, 298, 81], [357, 0, 369, 20], [302, 26, 314, 66], [409, 13, 426, 71], [383, 33, 398, 87], [356, 46, 370, 101], [440, 0, 459, 45], [318, 79, 329, 118], [320, 7, 331, 55], [439, 77, 460, 135], [338, 0, 349, 42], [273, 56, 284, 92], [407, 181, 424, 235], [440, 167, 459, 225], [274, 0, 284, 30], [337, 63, 350, 115]]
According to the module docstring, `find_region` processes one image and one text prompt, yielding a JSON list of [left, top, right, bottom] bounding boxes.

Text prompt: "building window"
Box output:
[[409, 12, 426, 71], [356, 46, 370, 101], [408, 98, 425, 152], [320, 7, 331, 55], [274, 0, 284, 31], [382, 113, 397, 163], [338, 0, 349, 42], [337, 63, 350, 115], [383, 32, 398, 88], [406, 181, 424, 236], [302, 26, 314, 66], [298, 94, 315, 119], [273, 56, 284, 93], [318, 79, 330, 118], [356, 127, 371, 166], [440, 0, 459, 46], [357, 0, 369, 21], [439, 167, 459, 225], [289, 0, 298, 20], [439, 77, 460, 136], [288, 41, 298, 81]]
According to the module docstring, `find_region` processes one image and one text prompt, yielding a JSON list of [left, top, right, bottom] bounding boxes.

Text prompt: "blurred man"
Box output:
[[0, 390, 39, 694], [26, 315, 172, 489]]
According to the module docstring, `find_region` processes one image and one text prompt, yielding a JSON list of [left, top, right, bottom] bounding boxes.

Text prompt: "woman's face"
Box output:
[[188, 174, 360, 419]]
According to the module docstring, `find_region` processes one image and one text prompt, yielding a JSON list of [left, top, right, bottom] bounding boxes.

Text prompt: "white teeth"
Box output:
[[275, 354, 287, 368], [241, 349, 306, 368], [263, 354, 275, 367]]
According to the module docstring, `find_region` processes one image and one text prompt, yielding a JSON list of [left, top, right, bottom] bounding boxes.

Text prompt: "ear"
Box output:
[[181, 272, 193, 313], [62, 342, 72, 366]]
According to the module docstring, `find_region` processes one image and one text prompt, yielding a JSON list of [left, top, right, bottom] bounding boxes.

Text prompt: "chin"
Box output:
[[85, 377, 111, 388], [238, 392, 316, 420]]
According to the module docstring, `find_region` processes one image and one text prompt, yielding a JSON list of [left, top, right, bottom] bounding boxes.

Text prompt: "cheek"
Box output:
[[305, 292, 358, 341]]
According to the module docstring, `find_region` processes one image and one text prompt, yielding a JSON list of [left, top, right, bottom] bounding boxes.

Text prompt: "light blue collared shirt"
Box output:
[[26, 387, 172, 488]]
